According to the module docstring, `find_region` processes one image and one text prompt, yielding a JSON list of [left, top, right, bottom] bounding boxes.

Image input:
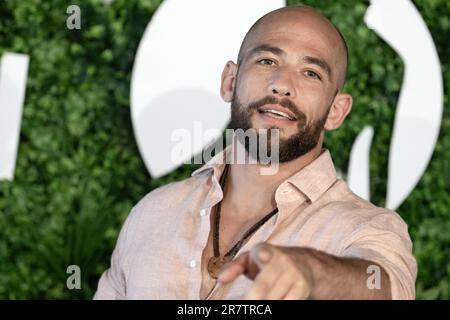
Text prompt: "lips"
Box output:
[[257, 104, 297, 121]]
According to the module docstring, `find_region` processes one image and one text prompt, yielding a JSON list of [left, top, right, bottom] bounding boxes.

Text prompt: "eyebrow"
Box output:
[[247, 44, 285, 58], [302, 56, 332, 80], [246, 44, 333, 81]]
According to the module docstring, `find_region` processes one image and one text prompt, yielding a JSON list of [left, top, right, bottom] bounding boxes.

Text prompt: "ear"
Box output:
[[324, 92, 353, 131], [220, 61, 238, 102]]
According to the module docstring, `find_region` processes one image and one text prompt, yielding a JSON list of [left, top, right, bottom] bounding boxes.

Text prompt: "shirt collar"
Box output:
[[191, 145, 231, 179], [285, 149, 337, 202], [192, 147, 337, 203]]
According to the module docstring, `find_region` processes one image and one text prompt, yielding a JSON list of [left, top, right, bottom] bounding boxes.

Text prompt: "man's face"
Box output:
[[228, 12, 343, 163]]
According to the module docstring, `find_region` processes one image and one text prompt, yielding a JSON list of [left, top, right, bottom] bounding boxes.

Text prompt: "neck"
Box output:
[[223, 137, 323, 219]]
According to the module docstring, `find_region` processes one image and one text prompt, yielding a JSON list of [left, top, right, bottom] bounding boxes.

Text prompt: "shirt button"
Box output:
[[189, 260, 197, 268], [281, 189, 291, 195], [199, 209, 207, 217]]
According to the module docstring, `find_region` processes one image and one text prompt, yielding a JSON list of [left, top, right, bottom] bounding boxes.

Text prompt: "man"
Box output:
[[94, 5, 416, 300]]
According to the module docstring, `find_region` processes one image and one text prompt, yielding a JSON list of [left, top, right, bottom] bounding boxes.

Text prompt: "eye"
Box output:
[[257, 59, 275, 66], [305, 70, 321, 80]]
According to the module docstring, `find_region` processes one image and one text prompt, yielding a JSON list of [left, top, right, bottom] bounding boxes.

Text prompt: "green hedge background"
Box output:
[[0, 0, 448, 299]]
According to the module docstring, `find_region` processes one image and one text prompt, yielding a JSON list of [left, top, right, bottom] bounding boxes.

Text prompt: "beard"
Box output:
[[227, 95, 329, 163]]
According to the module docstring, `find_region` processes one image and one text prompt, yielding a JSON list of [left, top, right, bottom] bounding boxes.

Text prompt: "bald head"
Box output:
[[237, 5, 348, 89]]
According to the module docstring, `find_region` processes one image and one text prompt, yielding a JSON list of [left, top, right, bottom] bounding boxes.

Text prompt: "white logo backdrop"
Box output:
[[0, 53, 29, 181], [348, 0, 443, 209]]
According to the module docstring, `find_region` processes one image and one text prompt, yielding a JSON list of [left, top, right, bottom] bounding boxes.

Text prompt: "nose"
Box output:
[[269, 68, 296, 98]]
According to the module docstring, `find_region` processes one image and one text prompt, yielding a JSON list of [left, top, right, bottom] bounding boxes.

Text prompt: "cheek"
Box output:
[[235, 83, 264, 106], [237, 69, 269, 97], [295, 83, 331, 120]]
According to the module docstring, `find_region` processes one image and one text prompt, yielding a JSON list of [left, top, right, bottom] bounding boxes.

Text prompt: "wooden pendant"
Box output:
[[207, 256, 223, 279], [207, 256, 232, 279]]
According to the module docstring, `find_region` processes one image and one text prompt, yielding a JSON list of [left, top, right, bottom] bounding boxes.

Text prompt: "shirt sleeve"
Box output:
[[93, 205, 138, 300], [340, 209, 417, 300]]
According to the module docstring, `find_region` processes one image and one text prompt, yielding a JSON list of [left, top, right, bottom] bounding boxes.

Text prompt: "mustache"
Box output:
[[246, 96, 306, 123]]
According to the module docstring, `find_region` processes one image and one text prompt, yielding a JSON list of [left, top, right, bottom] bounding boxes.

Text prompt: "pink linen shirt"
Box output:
[[94, 148, 417, 300]]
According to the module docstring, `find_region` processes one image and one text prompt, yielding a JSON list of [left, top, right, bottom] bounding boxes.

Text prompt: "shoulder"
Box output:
[[138, 173, 209, 212], [113, 171, 212, 252], [123, 170, 212, 227], [317, 179, 409, 231]]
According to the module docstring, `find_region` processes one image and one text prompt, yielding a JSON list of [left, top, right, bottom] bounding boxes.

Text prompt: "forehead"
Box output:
[[242, 13, 343, 66]]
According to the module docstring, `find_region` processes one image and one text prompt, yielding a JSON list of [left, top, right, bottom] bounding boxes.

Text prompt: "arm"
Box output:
[[93, 205, 139, 300], [218, 243, 392, 300]]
